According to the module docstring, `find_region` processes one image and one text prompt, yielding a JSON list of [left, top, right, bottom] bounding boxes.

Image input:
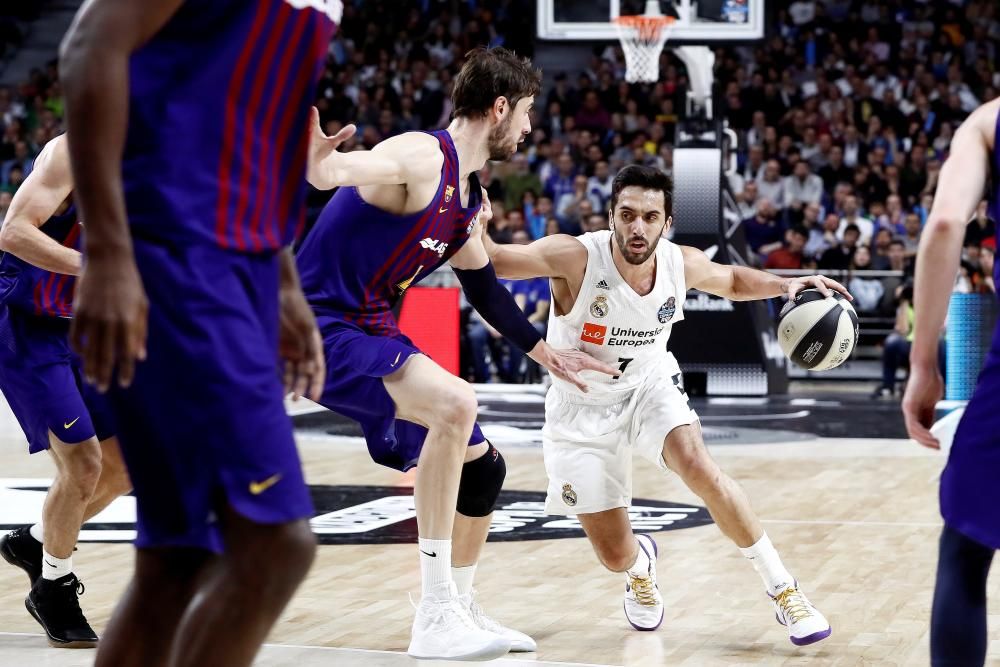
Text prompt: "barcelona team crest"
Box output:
[[444, 185, 455, 203]]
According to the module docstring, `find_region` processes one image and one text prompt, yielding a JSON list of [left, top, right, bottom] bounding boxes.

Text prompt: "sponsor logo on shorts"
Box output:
[[590, 295, 609, 318], [561, 483, 578, 507], [0, 481, 711, 545], [657, 297, 676, 323], [581, 322, 607, 345], [249, 473, 283, 496], [63, 417, 80, 430]]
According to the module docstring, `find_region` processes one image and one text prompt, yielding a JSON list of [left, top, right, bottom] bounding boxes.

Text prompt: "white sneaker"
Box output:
[[770, 582, 831, 646], [623, 533, 663, 631], [462, 590, 537, 652], [407, 582, 512, 661]]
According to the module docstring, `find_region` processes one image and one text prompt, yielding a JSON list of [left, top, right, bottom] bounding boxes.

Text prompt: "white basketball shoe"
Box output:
[[408, 582, 512, 661], [623, 533, 664, 631], [461, 590, 537, 652], [770, 581, 831, 646]]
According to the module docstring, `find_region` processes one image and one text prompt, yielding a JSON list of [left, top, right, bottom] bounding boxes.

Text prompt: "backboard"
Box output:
[[537, 0, 764, 42]]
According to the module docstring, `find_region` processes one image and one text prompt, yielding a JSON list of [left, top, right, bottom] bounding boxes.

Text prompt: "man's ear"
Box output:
[[492, 96, 509, 123]]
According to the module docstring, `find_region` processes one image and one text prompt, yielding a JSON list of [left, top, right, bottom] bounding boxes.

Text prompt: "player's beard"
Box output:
[[613, 223, 662, 265], [487, 114, 518, 161]]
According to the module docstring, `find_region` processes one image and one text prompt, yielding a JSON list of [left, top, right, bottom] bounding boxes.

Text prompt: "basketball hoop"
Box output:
[[612, 14, 676, 84]]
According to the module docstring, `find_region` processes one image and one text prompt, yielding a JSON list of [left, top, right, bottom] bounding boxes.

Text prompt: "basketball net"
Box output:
[[613, 3, 676, 84]]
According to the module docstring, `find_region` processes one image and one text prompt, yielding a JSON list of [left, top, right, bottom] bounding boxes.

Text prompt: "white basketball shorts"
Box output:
[[542, 355, 699, 515]]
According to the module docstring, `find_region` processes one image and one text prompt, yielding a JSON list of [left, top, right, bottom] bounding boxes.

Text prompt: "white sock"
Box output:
[[419, 538, 452, 598], [626, 536, 651, 576], [28, 523, 43, 544], [42, 549, 72, 581], [452, 563, 478, 597], [739, 532, 794, 595]]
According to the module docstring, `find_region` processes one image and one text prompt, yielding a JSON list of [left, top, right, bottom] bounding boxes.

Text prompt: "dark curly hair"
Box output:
[[452, 47, 542, 119]]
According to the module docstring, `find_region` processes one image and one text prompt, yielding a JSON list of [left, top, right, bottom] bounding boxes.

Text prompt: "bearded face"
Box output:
[[487, 111, 518, 161]]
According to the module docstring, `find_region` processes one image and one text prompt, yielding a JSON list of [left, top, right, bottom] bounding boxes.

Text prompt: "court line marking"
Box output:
[[699, 410, 810, 421], [0, 633, 621, 667], [762, 518, 940, 528]]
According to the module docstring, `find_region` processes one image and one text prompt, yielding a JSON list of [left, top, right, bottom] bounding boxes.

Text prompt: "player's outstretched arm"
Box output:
[[477, 189, 587, 281], [306, 108, 438, 190], [902, 100, 996, 449], [451, 224, 617, 392], [0, 135, 81, 275], [60, 0, 183, 390], [681, 245, 852, 302]]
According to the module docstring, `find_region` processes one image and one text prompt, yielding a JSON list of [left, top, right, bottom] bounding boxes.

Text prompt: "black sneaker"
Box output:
[[25, 573, 98, 648], [0, 526, 42, 586]]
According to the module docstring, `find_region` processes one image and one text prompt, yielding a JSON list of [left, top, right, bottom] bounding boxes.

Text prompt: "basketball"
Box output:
[[777, 289, 858, 371]]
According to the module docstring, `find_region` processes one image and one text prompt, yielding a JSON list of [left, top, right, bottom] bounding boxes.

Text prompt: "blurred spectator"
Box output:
[[838, 195, 874, 245], [544, 153, 576, 204], [818, 146, 852, 193], [587, 160, 613, 212], [736, 180, 759, 219], [764, 226, 808, 270], [556, 174, 599, 234], [819, 223, 860, 271], [524, 194, 553, 240], [503, 153, 541, 211], [847, 246, 885, 314], [901, 212, 923, 259], [756, 160, 785, 209], [804, 209, 837, 261], [870, 228, 894, 270], [742, 199, 785, 263], [783, 160, 824, 214]]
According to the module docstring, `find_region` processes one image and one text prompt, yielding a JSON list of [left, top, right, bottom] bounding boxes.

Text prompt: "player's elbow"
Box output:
[[0, 221, 25, 254], [924, 214, 970, 234]]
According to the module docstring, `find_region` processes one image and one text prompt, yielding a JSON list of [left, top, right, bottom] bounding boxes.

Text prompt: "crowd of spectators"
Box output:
[[2, 0, 999, 385]]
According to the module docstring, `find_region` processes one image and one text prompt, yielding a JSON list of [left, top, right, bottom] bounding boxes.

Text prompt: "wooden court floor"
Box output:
[[0, 426, 997, 666]]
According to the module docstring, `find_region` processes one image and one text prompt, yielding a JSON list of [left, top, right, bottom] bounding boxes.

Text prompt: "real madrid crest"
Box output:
[[590, 294, 609, 318], [561, 483, 577, 507], [657, 296, 676, 323]]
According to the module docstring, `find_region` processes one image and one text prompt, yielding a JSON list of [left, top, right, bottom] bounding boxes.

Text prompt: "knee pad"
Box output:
[[456, 442, 506, 517]]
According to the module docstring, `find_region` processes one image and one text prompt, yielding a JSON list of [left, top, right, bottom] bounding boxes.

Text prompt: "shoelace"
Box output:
[[774, 587, 812, 624], [408, 592, 478, 631], [627, 574, 658, 606], [466, 593, 505, 634]]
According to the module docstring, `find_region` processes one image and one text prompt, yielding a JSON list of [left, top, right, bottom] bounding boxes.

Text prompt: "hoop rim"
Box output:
[[611, 15, 677, 28]]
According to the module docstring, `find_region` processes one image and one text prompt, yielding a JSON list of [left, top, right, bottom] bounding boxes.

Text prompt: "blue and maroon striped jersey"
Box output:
[[123, 0, 340, 252], [297, 130, 482, 336], [0, 204, 80, 319]]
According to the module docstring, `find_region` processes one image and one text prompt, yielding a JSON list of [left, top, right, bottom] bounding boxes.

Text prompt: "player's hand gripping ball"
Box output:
[[778, 288, 858, 370]]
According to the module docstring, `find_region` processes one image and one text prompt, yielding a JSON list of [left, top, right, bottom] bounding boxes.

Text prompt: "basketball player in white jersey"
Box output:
[[482, 165, 849, 645]]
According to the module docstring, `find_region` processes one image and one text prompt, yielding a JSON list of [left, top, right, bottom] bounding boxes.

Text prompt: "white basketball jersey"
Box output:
[[547, 230, 686, 400]]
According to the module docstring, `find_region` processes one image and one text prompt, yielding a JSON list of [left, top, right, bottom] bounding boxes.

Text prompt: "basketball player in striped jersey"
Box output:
[[300, 47, 615, 660], [60, 1, 341, 666], [0, 133, 132, 647], [903, 97, 1000, 665], [484, 165, 850, 646]]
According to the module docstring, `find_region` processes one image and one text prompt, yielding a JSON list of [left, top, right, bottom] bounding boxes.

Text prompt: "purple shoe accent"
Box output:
[[636, 533, 658, 559], [789, 626, 831, 646], [623, 600, 664, 631]]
